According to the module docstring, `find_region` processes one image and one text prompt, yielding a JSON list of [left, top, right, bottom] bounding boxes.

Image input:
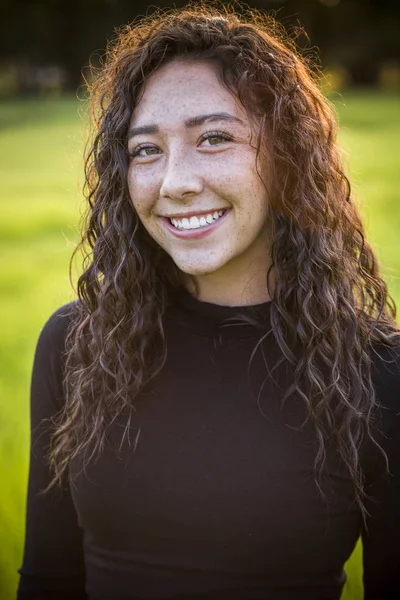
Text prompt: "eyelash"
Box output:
[[129, 144, 158, 159], [128, 130, 233, 158], [199, 130, 233, 145]]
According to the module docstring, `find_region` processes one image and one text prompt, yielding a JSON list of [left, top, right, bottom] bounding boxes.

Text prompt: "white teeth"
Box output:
[[170, 210, 227, 230], [189, 216, 200, 228]]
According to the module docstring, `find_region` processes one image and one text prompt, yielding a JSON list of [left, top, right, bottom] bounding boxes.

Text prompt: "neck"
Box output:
[[184, 260, 275, 307]]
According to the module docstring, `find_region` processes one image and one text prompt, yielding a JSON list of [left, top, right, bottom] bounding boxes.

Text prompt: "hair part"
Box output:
[[44, 0, 400, 528]]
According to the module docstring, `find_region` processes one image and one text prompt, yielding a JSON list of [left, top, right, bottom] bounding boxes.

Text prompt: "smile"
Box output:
[[161, 208, 230, 240], [170, 210, 227, 230]]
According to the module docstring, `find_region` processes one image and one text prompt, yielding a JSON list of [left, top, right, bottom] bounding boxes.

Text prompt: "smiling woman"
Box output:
[[127, 60, 272, 304], [16, 2, 400, 600]]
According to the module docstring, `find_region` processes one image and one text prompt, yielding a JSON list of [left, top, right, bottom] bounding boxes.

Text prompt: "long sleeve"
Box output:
[[17, 303, 87, 600], [362, 345, 400, 600]]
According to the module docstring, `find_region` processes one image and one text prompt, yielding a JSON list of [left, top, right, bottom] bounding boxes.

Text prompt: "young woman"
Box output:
[[17, 3, 400, 599]]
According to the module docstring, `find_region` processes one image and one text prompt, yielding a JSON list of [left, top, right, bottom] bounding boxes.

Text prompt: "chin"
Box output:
[[173, 260, 224, 277]]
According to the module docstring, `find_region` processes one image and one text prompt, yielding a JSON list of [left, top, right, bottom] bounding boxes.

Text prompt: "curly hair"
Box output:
[[45, 0, 400, 525]]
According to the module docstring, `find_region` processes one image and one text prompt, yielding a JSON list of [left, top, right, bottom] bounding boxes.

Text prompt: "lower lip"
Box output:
[[161, 210, 230, 239]]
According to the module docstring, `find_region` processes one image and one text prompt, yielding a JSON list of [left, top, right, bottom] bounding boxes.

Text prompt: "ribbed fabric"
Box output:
[[17, 293, 400, 599]]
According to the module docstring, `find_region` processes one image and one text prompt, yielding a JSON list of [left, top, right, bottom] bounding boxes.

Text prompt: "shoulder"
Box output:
[[356, 343, 400, 481], [370, 343, 400, 413], [32, 300, 81, 393], [369, 342, 400, 446], [35, 299, 80, 357], [30, 300, 82, 417], [370, 341, 400, 378]]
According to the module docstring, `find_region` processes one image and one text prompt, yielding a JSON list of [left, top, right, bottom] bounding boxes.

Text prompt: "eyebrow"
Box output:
[[127, 112, 245, 139]]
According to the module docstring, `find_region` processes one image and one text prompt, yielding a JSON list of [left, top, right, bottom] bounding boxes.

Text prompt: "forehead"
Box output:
[[130, 59, 249, 127]]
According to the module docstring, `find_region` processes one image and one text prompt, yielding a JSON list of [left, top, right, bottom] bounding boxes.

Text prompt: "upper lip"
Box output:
[[161, 208, 230, 219]]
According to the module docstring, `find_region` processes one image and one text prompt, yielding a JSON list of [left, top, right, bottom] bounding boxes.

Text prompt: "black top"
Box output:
[[17, 291, 400, 600]]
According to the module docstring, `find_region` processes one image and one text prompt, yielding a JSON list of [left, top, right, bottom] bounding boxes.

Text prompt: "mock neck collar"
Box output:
[[167, 288, 273, 338]]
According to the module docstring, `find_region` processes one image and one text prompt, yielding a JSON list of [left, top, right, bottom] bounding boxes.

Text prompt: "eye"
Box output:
[[129, 144, 161, 159], [199, 131, 233, 147]]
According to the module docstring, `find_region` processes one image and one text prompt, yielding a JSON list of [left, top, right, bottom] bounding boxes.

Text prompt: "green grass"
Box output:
[[1, 91, 399, 599]]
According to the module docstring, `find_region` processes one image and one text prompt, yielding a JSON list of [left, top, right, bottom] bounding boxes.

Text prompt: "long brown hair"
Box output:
[[45, 1, 400, 524]]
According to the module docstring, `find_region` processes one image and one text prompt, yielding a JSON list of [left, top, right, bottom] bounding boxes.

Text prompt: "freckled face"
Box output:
[[127, 59, 271, 281]]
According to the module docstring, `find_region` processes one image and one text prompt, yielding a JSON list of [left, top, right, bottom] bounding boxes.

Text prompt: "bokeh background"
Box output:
[[1, 0, 399, 598]]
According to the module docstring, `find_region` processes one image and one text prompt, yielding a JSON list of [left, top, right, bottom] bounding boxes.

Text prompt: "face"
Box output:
[[127, 59, 272, 297]]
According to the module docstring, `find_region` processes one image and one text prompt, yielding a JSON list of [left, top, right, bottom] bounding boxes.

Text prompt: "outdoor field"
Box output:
[[0, 91, 399, 599]]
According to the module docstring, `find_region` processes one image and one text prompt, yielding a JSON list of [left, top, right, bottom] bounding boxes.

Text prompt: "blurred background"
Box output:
[[0, 0, 399, 598]]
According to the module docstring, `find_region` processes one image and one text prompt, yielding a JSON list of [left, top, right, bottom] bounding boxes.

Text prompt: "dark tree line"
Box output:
[[1, 0, 400, 91]]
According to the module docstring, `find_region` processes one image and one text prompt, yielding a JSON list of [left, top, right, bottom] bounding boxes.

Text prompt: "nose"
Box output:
[[159, 149, 203, 200]]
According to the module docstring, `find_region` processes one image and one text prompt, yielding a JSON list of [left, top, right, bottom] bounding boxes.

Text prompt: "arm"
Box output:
[[17, 303, 87, 600], [362, 346, 400, 600]]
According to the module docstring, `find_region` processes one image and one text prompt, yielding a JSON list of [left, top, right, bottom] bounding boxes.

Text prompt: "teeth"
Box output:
[[189, 216, 200, 228], [170, 210, 226, 230]]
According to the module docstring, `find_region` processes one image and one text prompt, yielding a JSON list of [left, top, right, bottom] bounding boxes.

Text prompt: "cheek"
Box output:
[[127, 167, 159, 216], [220, 149, 265, 189]]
